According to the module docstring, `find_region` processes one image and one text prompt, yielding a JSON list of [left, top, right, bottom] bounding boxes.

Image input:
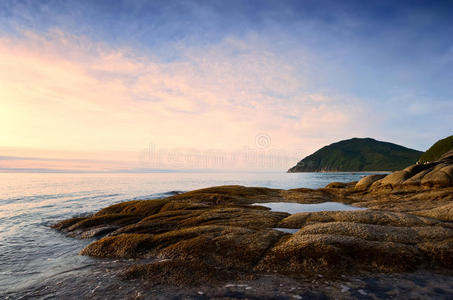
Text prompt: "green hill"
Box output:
[[288, 137, 423, 172], [418, 135, 453, 163]]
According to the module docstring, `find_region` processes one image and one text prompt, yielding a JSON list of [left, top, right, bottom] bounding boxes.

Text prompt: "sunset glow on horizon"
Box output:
[[1, 0, 452, 171]]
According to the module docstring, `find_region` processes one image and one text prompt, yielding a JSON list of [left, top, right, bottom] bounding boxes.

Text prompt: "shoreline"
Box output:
[[50, 151, 453, 297]]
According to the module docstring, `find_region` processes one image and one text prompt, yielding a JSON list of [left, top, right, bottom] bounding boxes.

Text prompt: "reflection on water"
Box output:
[[273, 228, 299, 234], [254, 201, 366, 214]]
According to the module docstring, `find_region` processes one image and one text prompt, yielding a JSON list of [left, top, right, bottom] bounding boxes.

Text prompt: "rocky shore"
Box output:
[[52, 150, 453, 296]]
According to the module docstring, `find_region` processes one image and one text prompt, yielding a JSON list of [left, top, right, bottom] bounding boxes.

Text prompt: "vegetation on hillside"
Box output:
[[288, 138, 422, 172], [418, 135, 453, 163]]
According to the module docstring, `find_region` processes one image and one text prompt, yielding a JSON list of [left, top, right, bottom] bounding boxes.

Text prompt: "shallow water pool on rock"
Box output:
[[254, 202, 366, 214], [273, 228, 300, 234]]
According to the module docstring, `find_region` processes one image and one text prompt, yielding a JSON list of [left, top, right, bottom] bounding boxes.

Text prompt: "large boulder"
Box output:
[[355, 174, 386, 190], [371, 170, 410, 188], [366, 151, 453, 190], [421, 168, 452, 187]]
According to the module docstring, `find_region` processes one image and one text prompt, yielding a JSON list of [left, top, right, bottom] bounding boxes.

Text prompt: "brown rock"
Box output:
[[421, 169, 452, 187], [440, 149, 453, 161], [256, 233, 421, 274], [402, 168, 433, 186], [94, 199, 168, 216], [441, 165, 453, 177], [167, 185, 282, 205], [278, 210, 444, 229], [373, 170, 410, 188], [51, 179, 453, 285], [121, 259, 240, 286], [257, 219, 453, 274], [413, 203, 453, 222], [81, 225, 284, 272], [325, 182, 348, 189], [78, 225, 120, 239], [355, 174, 386, 190], [295, 221, 453, 244], [51, 217, 85, 231], [418, 238, 453, 267]]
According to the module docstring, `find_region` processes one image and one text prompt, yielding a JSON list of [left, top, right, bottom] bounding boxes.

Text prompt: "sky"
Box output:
[[1, 0, 452, 171]]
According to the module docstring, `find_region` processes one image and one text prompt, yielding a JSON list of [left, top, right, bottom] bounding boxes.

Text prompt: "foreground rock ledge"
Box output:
[[52, 151, 453, 286]]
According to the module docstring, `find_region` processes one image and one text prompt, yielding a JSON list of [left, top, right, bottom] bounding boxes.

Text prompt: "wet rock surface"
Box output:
[[52, 154, 453, 297]]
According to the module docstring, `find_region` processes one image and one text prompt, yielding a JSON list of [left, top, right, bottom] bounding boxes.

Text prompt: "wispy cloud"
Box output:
[[1, 1, 452, 171], [1, 29, 372, 170]]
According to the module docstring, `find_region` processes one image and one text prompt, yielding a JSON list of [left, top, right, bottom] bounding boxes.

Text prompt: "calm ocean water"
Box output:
[[0, 171, 376, 299]]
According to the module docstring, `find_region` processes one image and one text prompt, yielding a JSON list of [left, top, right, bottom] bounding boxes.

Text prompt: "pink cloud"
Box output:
[[0, 30, 368, 170]]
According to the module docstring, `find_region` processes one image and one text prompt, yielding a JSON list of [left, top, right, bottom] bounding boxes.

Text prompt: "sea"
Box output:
[[0, 171, 440, 299]]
